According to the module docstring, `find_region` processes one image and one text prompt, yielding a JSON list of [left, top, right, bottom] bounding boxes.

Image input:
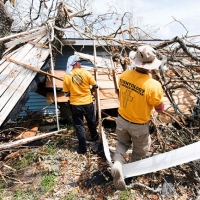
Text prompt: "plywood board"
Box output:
[[99, 89, 118, 100], [45, 70, 65, 88], [46, 89, 118, 103], [46, 92, 69, 103], [100, 99, 119, 109], [45, 70, 120, 90]]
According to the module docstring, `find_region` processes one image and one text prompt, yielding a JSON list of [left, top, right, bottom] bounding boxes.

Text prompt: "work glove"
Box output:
[[64, 92, 70, 97], [91, 84, 98, 93]]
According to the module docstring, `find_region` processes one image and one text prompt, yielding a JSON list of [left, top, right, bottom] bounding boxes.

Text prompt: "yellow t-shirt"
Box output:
[[63, 68, 96, 105], [118, 70, 163, 123]]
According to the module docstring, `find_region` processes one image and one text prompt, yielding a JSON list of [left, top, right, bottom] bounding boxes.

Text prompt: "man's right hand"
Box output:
[[155, 103, 164, 113]]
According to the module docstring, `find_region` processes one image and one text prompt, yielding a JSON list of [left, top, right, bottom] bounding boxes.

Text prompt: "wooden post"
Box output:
[[110, 57, 119, 97], [93, 40, 102, 138], [49, 40, 60, 130]]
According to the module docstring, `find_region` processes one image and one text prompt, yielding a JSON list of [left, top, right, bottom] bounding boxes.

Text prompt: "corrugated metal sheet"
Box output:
[[19, 92, 56, 117]]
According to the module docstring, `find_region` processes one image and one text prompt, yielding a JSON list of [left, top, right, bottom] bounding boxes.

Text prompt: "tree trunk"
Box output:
[[0, 1, 13, 58], [52, 2, 68, 61]]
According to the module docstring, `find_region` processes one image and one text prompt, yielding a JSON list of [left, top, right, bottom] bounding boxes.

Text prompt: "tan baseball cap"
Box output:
[[130, 45, 161, 70]]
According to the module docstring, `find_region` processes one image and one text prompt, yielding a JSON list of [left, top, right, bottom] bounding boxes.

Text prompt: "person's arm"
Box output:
[[154, 102, 164, 113], [63, 74, 70, 94]]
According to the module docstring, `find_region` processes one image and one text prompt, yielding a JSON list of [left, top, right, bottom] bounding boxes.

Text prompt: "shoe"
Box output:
[[111, 161, 126, 190], [91, 141, 103, 154], [90, 135, 99, 142], [125, 176, 137, 185], [75, 146, 87, 154]]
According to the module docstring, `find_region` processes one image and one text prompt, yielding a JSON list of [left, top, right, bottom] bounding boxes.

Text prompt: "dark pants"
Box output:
[[71, 103, 98, 151]]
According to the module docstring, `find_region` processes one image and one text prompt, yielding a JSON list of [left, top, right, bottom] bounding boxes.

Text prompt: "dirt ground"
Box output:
[[0, 114, 199, 200]]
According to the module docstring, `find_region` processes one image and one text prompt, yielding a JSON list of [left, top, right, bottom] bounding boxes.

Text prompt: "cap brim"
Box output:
[[132, 57, 161, 70], [78, 59, 91, 63]]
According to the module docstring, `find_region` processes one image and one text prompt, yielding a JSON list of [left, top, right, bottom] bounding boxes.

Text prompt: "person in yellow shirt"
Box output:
[[111, 45, 164, 190], [63, 55, 99, 154]]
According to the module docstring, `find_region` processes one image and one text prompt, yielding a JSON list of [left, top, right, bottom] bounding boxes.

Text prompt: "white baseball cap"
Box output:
[[66, 55, 84, 74]]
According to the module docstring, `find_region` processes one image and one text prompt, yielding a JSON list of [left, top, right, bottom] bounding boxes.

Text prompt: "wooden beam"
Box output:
[[45, 70, 119, 89], [28, 41, 49, 49], [4, 57, 63, 81]]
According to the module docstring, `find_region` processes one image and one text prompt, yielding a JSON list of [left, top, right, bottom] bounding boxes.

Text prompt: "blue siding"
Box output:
[[55, 45, 95, 70], [19, 92, 56, 117]]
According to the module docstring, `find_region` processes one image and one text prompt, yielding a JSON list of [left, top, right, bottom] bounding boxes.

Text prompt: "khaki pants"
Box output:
[[113, 115, 151, 164]]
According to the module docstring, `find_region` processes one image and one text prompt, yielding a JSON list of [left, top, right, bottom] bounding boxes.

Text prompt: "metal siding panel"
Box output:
[[19, 92, 56, 117], [55, 45, 94, 70]]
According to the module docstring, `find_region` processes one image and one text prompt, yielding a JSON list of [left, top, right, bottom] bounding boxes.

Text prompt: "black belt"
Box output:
[[118, 114, 146, 125]]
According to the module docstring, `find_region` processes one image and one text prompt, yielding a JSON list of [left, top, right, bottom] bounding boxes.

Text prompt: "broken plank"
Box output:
[[75, 52, 112, 68], [28, 41, 49, 49], [22, 123, 38, 139], [98, 80, 115, 89], [4, 27, 47, 48], [4, 57, 62, 81], [0, 129, 67, 151]]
